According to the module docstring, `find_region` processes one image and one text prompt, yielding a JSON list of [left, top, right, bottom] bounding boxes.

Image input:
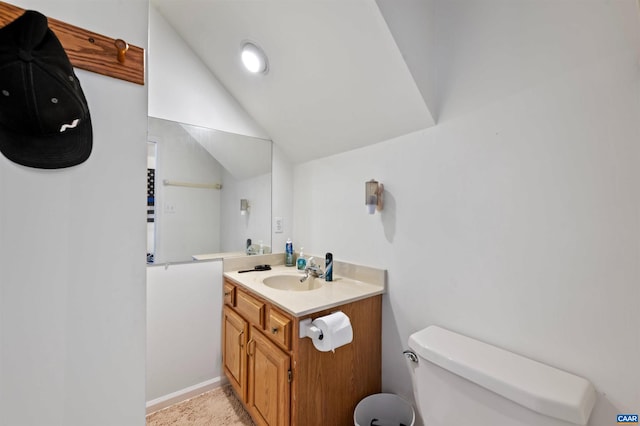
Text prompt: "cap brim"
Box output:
[[0, 115, 92, 169]]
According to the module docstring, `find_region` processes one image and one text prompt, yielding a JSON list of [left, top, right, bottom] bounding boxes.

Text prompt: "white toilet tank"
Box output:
[[407, 326, 596, 426]]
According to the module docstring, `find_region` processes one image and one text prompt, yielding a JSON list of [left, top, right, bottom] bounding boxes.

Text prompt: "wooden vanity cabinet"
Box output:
[[222, 277, 381, 426], [223, 281, 291, 426]]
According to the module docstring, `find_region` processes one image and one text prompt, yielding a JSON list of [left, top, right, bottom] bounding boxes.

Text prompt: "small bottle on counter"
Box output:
[[285, 238, 294, 266], [325, 252, 333, 281], [297, 247, 307, 271]]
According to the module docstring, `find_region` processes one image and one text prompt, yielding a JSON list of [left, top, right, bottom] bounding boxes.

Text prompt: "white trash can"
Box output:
[[354, 393, 415, 426]]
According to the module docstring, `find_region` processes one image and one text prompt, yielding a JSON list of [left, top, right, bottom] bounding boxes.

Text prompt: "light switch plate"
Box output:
[[274, 216, 283, 233]]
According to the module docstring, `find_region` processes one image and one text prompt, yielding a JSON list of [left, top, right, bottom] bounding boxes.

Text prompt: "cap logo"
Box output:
[[59, 118, 80, 132]]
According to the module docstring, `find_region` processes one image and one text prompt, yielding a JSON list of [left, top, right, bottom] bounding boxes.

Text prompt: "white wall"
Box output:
[[148, 5, 269, 139], [292, 1, 640, 423], [146, 261, 223, 402], [0, 1, 148, 425], [271, 144, 294, 254]]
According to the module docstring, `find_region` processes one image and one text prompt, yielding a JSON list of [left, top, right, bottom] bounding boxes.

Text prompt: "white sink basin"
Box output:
[[262, 274, 324, 291]]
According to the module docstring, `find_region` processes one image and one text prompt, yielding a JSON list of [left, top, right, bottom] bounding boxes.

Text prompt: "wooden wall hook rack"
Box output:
[[0, 1, 145, 85]]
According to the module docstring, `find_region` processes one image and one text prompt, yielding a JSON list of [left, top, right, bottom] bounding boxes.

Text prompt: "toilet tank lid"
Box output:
[[408, 326, 596, 425]]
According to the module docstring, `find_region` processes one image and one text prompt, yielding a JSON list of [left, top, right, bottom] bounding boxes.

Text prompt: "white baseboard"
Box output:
[[146, 376, 229, 415]]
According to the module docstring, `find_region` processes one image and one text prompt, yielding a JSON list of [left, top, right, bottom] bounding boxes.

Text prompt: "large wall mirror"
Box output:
[[147, 117, 272, 264]]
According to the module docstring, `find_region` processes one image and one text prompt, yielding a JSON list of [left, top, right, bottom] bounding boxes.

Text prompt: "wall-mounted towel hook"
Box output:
[[114, 39, 129, 63]]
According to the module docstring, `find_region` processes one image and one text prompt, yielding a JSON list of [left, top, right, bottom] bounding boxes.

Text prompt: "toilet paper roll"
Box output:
[[311, 311, 353, 352]]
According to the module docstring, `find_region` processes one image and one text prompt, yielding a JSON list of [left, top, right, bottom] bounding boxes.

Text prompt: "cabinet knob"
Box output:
[[224, 291, 232, 296], [271, 327, 279, 334]]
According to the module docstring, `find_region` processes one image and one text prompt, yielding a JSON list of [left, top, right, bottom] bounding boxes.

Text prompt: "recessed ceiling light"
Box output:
[[241, 41, 268, 74]]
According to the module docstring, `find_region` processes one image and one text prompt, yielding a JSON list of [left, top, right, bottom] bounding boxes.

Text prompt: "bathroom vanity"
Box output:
[[222, 260, 385, 426]]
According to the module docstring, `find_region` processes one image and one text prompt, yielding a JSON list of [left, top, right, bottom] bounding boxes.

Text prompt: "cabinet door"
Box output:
[[223, 306, 248, 401], [247, 326, 291, 426]]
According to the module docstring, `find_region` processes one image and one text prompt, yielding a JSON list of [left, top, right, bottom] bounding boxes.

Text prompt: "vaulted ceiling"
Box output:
[[151, 0, 435, 163]]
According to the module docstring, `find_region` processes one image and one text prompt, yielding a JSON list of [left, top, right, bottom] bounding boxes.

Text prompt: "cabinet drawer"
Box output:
[[236, 288, 265, 328], [223, 281, 236, 306], [267, 307, 292, 350]]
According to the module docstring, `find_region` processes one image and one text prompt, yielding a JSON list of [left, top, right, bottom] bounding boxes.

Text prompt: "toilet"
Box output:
[[405, 326, 596, 426]]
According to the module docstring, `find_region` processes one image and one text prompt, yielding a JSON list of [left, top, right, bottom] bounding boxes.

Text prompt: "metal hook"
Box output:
[[114, 39, 129, 63]]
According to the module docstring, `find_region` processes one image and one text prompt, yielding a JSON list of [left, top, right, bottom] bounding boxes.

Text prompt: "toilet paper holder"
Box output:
[[299, 318, 324, 340]]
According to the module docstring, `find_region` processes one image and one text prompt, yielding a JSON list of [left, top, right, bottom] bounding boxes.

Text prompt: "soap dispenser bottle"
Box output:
[[285, 238, 294, 266], [297, 247, 307, 271]]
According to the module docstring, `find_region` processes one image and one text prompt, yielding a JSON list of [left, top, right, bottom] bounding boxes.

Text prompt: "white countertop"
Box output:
[[224, 264, 385, 317]]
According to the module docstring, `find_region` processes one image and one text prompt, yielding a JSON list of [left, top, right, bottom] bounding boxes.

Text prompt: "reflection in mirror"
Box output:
[[147, 117, 272, 264]]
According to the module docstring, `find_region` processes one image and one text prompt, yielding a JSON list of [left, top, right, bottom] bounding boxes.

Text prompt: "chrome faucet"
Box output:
[[300, 257, 324, 282]]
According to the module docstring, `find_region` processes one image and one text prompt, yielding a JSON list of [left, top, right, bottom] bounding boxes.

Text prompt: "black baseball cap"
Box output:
[[0, 10, 92, 169]]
